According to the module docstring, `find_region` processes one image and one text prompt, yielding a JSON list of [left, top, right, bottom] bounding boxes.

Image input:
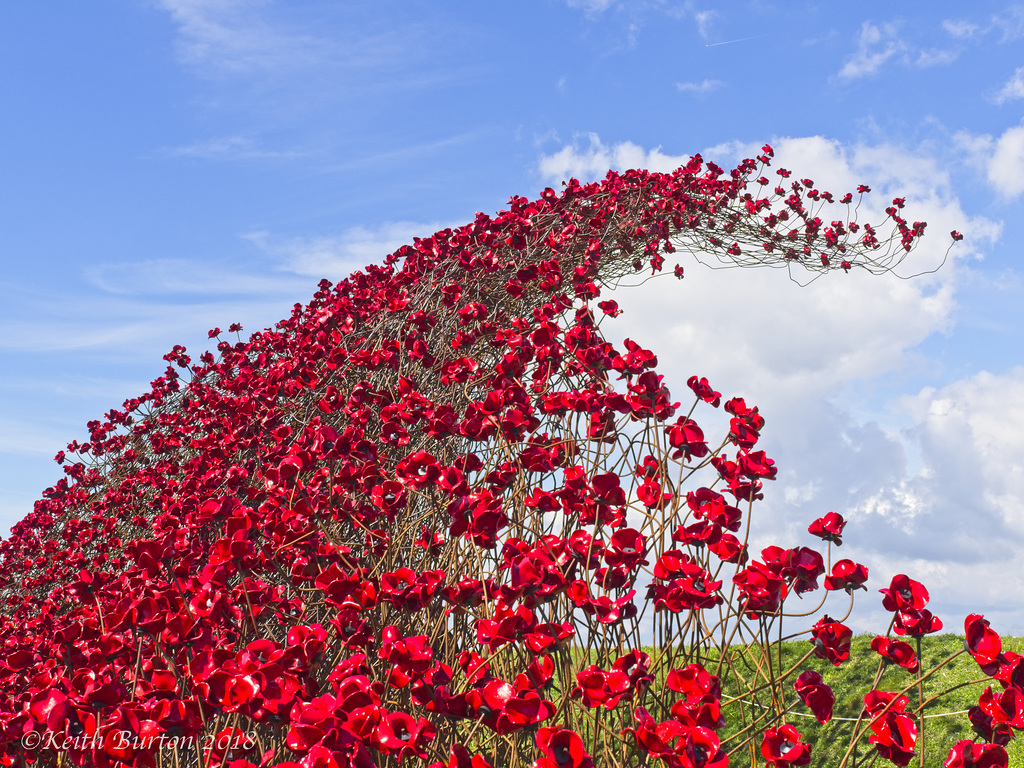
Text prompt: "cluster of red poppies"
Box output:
[[0, 148, 995, 767]]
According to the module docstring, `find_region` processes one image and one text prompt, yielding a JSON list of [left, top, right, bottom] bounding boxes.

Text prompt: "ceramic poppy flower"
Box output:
[[965, 614, 1005, 674], [810, 615, 852, 666], [760, 724, 811, 767], [536, 727, 593, 768], [824, 559, 868, 592], [807, 512, 846, 545], [880, 574, 929, 613], [675, 726, 728, 768], [943, 740, 1008, 768], [793, 670, 834, 723], [893, 607, 943, 637], [869, 712, 918, 767], [871, 636, 919, 672]]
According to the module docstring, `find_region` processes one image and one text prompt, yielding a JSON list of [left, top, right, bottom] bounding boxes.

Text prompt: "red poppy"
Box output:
[[880, 574, 929, 613], [536, 727, 593, 768], [733, 561, 787, 617], [428, 744, 493, 768], [943, 740, 1008, 768], [871, 636, 919, 672], [374, 710, 436, 762], [760, 724, 811, 767], [571, 665, 632, 709], [893, 607, 943, 637], [675, 726, 728, 768], [810, 615, 852, 666], [686, 376, 721, 407], [793, 670, 834, 723], [868, 710, 918, 767], [965, 614, 1005, 674], [824, 559, 868, 592], [807, 512, 846, 545], [979, 686, 1024, 729]]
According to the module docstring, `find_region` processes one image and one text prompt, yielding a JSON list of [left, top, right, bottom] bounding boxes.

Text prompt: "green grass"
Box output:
[[482, 635, 1022, 766], [705, 634, 1024, 767]]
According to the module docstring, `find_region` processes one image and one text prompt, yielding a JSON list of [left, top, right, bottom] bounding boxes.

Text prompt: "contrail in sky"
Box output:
[[705, 35, 767, 47]]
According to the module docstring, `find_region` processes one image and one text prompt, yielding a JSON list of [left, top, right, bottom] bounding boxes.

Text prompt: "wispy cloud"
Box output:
[[155, 0, 468, 103], [993, 66, 1024, 104], [693, 10, 716, 39], [942, 6, 1024, 43], [159, 135, 304, 160], [838, 21, 906, 79], [914, 48, 960, 67], [81, 258, 307, 296], [838, 19, 966, 78], [942, 18, 981, 38], [0, 255, 311, 355], [157, 0, 323, 76], [245, 221, 448, 278], [566, 0, 616, 14], [0, 417, 71, 457], [676, 78, 723, 94], [991, 4, 1024, 41]]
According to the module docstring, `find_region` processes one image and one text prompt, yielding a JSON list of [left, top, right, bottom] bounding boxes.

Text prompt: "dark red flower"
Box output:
[[807, 511, 845, 545], [733, 561, 787, 617], [686, 376, 721, 408], [374, 710, 436, 761], [965, 614, 1005, 674], [536, 727, 593, 768], [869, 711, 918, 767], [871, 636, 919, 672], [676, 726, 728, 768], [864, 692, 916, 766], [893, 607, 943, 637], [572, 665, 632, 709], [428, 744, 494, 768], [880, 574, 929, 612], [810, 615, 852, 666], [760, 724, 811, 767], [793, 670, 834, 723], [824, 559, 868, 592], [979, 686, 1024, 729], [943, 740, 1008, 768]]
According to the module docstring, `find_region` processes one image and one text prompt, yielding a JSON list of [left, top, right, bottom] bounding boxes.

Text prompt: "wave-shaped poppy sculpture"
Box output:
[[2, 147, 997, 768]]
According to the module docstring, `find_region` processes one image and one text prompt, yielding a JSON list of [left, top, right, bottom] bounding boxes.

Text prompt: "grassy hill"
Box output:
[[708, 634, 1024, 767]]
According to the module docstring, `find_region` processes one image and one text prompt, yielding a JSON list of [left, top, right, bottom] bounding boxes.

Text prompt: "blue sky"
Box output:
[[2, 1, 1023, 632]]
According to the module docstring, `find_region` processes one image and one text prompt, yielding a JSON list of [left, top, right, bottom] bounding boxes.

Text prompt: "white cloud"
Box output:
[[991, 4, 1024, 41], [157, 0, 320, 75], [538, 133, 689, 182], [837, 368, 1024, 628], [914, 48, 959, 67], [693, 10, 716, 39], [566, 0, 615, 14], [956, 122, 1024, 199], [942, 19, 980, 38], [942, 8, 1024, 44], [993, 66, 1024, 104], [838, 21, 905, 79], [161, 135, 302, 160], [676, 78, 723, 94], [989, 125, 1024, 197], [246, 221, 447, 278]]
